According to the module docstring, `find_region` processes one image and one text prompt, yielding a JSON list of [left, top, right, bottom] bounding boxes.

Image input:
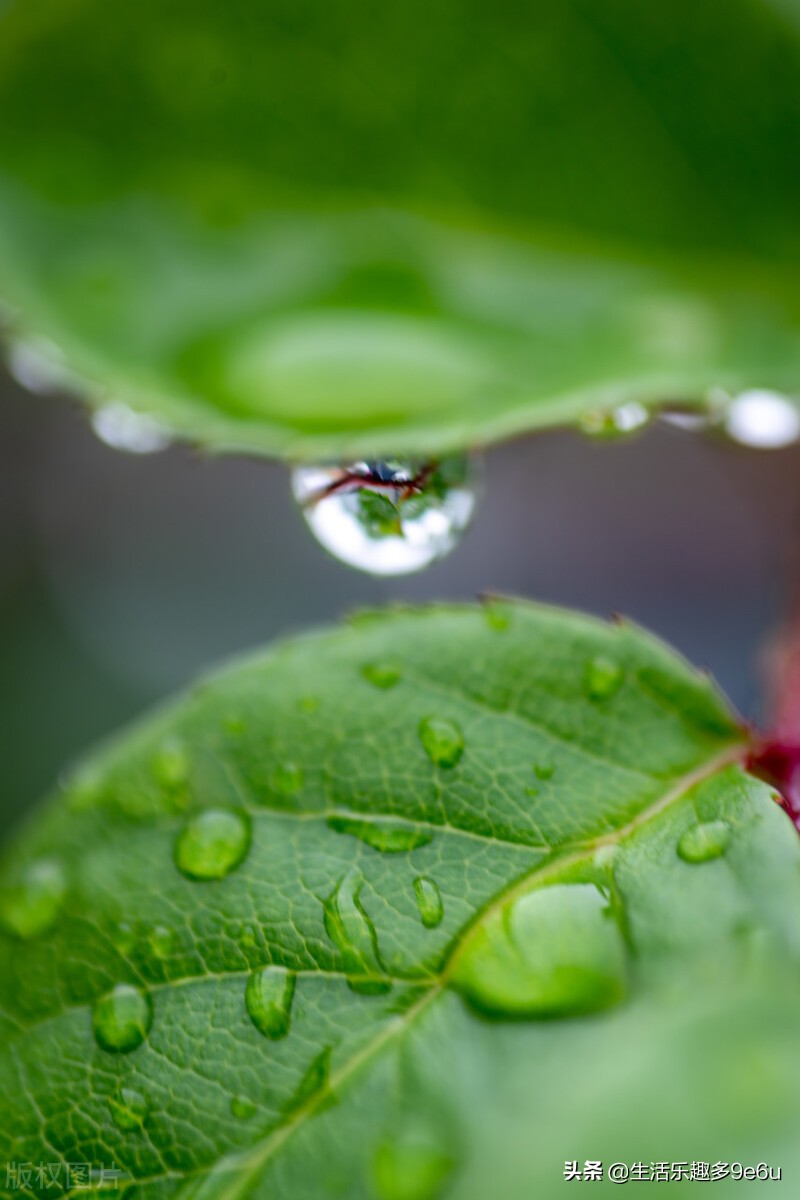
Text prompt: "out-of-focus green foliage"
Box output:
[[3, 601, 800, 1197], [0, 0, 799, 457]]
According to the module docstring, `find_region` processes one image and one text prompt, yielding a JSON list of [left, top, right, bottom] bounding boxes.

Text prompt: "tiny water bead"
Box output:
[[452, 883, 627, 1019], [533, 760, 556, 781], [413, 877, 444, 929], [362, 662, 403, 689], [91, 401, 172, 454], [245, 965, 296, 1040], [328, 815, 432, 853], [152, 740, 189, 791], [109, 1087, 149, 1132], [174, 809, 250, 882], [291, 456, 479, 576], [148, 925, 175, 960], [230, 1096, 258, 1121], [271, 761, 304, 795], [723, 389, 800, 449], [584, 655, 624, 700], [579, 402, 650, 439], [0, 859, 66, 940], [418, 717, 464, 769], [92, 984, 153, 1054], [677, 820, 731, 864]]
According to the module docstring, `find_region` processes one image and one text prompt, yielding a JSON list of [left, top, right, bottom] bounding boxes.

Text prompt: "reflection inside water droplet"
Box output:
[[92, 983, 153, 1053], [291, 456, 479, 576], [91, 401, 172, 454], [723, 389, 800, 449]]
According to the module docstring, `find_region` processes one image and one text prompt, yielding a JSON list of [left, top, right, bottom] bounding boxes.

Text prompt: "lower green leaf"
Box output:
[[2, 601, 799, 1199]]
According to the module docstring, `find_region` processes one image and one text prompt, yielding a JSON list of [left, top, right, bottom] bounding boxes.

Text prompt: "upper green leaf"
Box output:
[[3, 600, 800, 1199], [0, 1, 799, 457]]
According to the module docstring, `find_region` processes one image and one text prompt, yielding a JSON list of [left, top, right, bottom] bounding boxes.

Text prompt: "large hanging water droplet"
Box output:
[[92, 983, 153, 1053], [291, 456, 479, 576], [323, 870, 391, 994], [91, 401, 172, 454], [372, 1132, 455, 1200], [245, 965, 296, 1040], [413, 877, 444, 929], [327, 814, 432, 853], [109, 1087, 149, 1132], [723, 389, 800, 448], [677, 820, 731, 864], [0, 859, 66, 940], [452, 883, 627, 1019], [418, 716, 464, 768], [174, 809, 250, 882]]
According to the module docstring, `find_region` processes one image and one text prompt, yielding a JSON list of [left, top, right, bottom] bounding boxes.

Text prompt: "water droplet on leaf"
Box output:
[[272, 762, 304, 794], [109, 1087, 149, 1132], [323, 870, 390, 994], [452, 883, 627, 1018], [291, 456, 479, 576], [372, 1133, 454, 1200], [91, 401, 172, 454], [0, 859, 66, 939], [174, 809, 250, 881], [413, 877, 444, 929], [723, 389, 800, 449], [230, 1095, 258, 1120], [418, 717, 464, 768], [362, 662, 402, 689], [152, 740, 189, 791], [584, 656, 624, 700], [7, 336, 75, 395], [92, 984, 153, 1053], [327, 815, 432, 853], [148, 925, 175, 960], [245, 965, 296, 1040], [533, 760, 555, 781], [677, 820, 731, 864]]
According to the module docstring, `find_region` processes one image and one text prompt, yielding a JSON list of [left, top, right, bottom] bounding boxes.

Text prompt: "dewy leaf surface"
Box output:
[[3, 601, 800, 1200], [1, 1, 800, 457]]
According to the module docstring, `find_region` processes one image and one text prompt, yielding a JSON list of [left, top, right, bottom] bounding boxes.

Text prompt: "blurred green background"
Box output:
[[3, 364, 799, 837]]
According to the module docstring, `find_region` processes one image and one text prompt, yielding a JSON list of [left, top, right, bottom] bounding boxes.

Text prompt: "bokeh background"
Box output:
[[3, 365, 800, 836]]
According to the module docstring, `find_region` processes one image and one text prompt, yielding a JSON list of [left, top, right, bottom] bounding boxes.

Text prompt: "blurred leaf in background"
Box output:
[[0, 0, 799, 456]]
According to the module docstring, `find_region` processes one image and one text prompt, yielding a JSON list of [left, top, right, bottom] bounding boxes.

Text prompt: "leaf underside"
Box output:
[[3, 601, 800, 1199], [0, 1, 799, 457]]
